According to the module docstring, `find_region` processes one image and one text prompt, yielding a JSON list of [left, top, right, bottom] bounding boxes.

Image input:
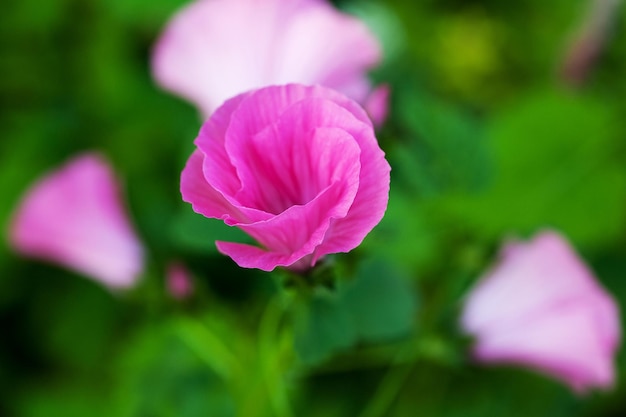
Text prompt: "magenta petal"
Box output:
[[195, 92, 248, 198], [180, 84, 389, 271], [217, 178, 356, 271], [224, 85, 372, 144], [216, 241, 297, 272], [9, 153, 144, 289], [461, 230, 621, 393], [151, 0, 381, 117], [225, 96, 365, 211], [180, 150, 247, 223]]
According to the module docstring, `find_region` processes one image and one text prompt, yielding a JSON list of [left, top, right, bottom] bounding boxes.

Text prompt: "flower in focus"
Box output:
[[9, 153, 144, 289], [152, 0, 383, 118], [181, 84, 390, 272], [461, 230, 620, 393]]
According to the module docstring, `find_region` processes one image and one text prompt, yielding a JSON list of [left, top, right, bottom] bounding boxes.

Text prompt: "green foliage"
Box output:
[[294, 260, 418, 365], [115, 324, 236, 417], [2, 0, 626, 416], [439, 90, 626, 248], [171, 208, 254, 254], [391, 85, 492, 196]]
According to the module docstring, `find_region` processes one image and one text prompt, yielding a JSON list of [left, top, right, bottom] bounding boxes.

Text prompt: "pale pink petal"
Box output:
[[273, 0, 381, 102], [364, 84, 390, 127], [461, 230, 621, 393], [463, 232, 601, 335], [474, 296, 616, 393], [152, 0, 381, 117], [9, 153, 144, 289]]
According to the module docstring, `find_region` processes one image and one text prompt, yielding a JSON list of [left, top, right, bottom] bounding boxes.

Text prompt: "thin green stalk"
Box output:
[[258, 296, 294, 417], [357, 352, 416, 417], [174, 317, 243, 381]]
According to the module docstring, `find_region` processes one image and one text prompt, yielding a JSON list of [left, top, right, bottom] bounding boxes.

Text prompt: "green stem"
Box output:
[[258, 296, 294, 417], [357, 348, 416, 417], [174, 317, 242, 381]]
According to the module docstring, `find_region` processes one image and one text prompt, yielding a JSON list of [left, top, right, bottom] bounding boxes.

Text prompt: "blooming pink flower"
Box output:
[[9, 153, 144, 289], [152, 0, 383, 118], [180, 84, 390, 272], [461, 231, 620, 393], [167, 261, 194, 300]]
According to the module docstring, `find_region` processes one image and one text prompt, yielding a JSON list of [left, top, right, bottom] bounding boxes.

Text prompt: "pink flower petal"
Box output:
[[230, 125, 361, 216], [364, 84, 390, 127], [221, 84, 372, 145], [461, 230, 621, 393], [181, 84, 389, 271], [217, 178, 352, 272], [9, 153, 144, 289], [152, 0, 381, 117], [473, 295, 616, 393], [167, 261, 194, 300], [181, 150, 247, 222], [463, 232, 602, 335]]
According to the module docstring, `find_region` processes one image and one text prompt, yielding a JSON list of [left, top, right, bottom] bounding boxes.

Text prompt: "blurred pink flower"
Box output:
[[9, 153, 144, 289], [152, 0, 383, 118], [181, 84, 390, 272], [461, 231, 620, 393], [364, 84, 390, 127], [167, 261, 194, 300]]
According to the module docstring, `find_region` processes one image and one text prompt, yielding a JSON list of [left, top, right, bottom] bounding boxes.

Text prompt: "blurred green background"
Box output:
[[1, 0, 626, 416]]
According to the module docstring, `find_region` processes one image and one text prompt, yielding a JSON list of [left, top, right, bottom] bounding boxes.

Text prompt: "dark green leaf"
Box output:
[[294, 290, 357, 365], [343, 259, 418, 341], [170, 209, 253, 254]]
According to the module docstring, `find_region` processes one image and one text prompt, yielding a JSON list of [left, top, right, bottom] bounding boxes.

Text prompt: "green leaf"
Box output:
[[438, 90, 626, 248], [392, 87, 492, 196], [170, 208, 253, 254], [293, 260, 418, 365], [293, 290, 357, 365], [343, 259, 418, 341], [116, 324, 235, 417], [360, 188, 438, 271]]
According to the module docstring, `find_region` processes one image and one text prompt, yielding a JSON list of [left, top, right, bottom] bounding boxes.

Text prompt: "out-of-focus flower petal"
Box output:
[[152, 0, 382, 117], [364, 84, 390, 127], [461, 230, 620, 393], [167, 261, 194, 300], [9, 153, 144, 289]]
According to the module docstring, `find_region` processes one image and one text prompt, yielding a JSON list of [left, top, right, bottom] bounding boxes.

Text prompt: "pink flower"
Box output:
[[461, 231, 620, 393], [9, 153, 144, 289], [364, 84, 390, 127], [180, 84, 390, 272], [152, 0, 383, 118], [167, 261, 194, 300]]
